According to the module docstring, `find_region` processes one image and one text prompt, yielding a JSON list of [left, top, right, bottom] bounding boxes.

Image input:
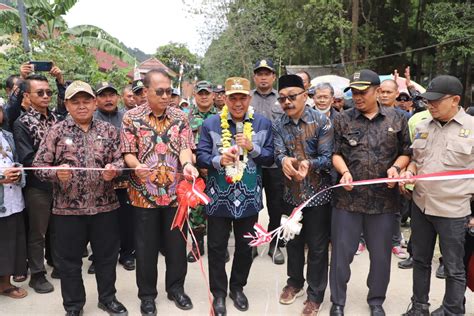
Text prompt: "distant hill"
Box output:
[[125, 46, 151, 63]]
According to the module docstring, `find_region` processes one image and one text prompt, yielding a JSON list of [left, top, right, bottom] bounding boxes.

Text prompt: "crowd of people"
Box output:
[[0, 59, 472, 316]]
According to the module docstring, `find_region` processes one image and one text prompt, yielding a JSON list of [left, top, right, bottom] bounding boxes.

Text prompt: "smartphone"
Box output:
[[29, 61, 53, 72]]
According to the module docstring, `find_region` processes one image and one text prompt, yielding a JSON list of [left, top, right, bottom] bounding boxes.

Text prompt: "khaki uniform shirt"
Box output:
[[412, 108, 474, 218]]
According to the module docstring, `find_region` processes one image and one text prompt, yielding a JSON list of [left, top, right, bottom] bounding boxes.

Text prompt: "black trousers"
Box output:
[[411, 203, 467, 315], [115, 189, 135, 261], [330, 208, 395, 306], [134, 207, 187, 300], [286, 202, 331, 303], [207, 214, 258, 298], [53, 211, 119, 312], [262, 168, 286, 247]]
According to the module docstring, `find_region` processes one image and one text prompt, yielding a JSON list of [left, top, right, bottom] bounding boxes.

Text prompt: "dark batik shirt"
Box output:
[[33, 117, 123, 215], [13, 107, 58, 190], [121, 103, 195, 208], [332, 104, 412, 214], [189, 106, 217, 146], [273, 107, 334, 206]]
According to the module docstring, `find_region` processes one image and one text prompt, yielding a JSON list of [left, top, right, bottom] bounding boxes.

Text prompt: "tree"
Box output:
[[155, 42, 200, 80]]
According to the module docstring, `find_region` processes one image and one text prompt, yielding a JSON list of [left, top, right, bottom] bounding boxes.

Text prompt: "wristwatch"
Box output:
[[391, 165, 401, 174]]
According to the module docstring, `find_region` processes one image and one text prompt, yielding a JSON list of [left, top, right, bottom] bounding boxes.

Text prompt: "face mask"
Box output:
[[315, 106, 331, 114]]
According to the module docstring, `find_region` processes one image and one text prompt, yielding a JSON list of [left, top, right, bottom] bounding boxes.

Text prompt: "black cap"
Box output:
[[213, 84, 225, 93], [95, 82, 118, 95], [132, 80, 144, 93], [253, 59, 275, 73], [344, 69, 380, 92], [194, 80, 213, 93], [278, 74, 305, 92], [420, 75, 463, 101], [396, 91, 412, 102]]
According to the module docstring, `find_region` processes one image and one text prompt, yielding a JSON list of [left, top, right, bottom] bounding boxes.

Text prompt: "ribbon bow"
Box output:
[[171, 177, 211, 231]]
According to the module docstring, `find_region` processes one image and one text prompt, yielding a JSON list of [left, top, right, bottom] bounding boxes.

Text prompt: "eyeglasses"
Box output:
[[315, 95, 332, 101], [33, 90, 53, 97], [277, 90, 305, 104], [333, 98, 343, 102], [423, 95, 453, 107], [155, 88, 173, 97]]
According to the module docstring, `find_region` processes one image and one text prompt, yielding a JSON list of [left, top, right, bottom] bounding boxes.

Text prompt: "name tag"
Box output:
[[415, 132, 429, 140], [458, 128, 471, 138]]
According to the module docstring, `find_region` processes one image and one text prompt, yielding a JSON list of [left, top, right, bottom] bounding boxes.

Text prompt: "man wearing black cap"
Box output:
[[132, 79, 147, 106], [273, 75, 333, 316], [213, 84, 226, 111], [94, 82, 135, 272], [396, 91, 413, 113], [400, 75, 474, 316], [250, 58, 286, 264], [187, 80, 218, 263], [330, 69, 411, 316]]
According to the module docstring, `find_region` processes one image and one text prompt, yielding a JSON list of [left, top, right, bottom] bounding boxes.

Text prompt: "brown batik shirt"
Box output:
[[33, 117, 123, 215], [332, 104, 411, 214]]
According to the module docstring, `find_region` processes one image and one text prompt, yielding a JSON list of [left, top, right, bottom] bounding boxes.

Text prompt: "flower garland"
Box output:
[[220, 105, 254, 183]]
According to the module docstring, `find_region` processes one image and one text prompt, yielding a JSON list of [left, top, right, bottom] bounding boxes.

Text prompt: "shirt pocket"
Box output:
[[410, 139, 428, 164], [442, 139, 474, 168]]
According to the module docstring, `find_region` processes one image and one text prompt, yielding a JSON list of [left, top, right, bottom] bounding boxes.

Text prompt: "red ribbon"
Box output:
[[171, 178, 210, 231]]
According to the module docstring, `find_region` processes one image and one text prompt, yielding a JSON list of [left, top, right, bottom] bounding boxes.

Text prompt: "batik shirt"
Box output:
[[121, 103, 195, 208], [273, 107, 334, 206], [332, 104, 411, 214], [13, 107, 58, 190], [196, 112, 274, 218], [189, 106, 217, 146], [33, 117, 123, 215]]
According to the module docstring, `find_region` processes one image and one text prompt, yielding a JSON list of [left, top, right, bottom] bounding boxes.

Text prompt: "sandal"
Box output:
[[0, 286, 28, 299], [13, 275, 27, 283]]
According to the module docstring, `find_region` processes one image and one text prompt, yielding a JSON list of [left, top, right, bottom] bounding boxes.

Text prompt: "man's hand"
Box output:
[[3, 167, 21, 184], [282, 157, 298, 180], [102, 164, 117, 181], [183, 163, 199, 180], [398, 170, 416, 194], [339, 171, 353, 191], [393, 69, 399, 82], [386, 166, 400, 188], [220, 148, 238, 167], [293, 160, 310, 182], [134, 164, 151, 180], [50, 64, 64, 84], [404, 66, 413, 89], [57, 164, 72, 182], [20, 63, 33, 79], [235, 134, 253, 151]]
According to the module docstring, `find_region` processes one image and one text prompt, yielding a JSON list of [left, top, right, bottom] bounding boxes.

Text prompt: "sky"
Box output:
[[64, 0, 204, 56]]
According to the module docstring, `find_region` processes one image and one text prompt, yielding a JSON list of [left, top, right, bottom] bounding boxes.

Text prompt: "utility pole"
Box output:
[[17, 0, 30, 53]]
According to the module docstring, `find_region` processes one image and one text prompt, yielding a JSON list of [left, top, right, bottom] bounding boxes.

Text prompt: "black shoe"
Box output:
[[29, 273, 54, 294], [268, 246, 285, 265], [213, 297, 226, 316], [398, 257, 414, 269], [87, 263, 95, 275], [167, 291, 193, 310], [140, 299, 156, 316], [65, 310, 83, 316], [224, 248, 230, 263], [98, 298, 128, 316], [330, 304, 344, 316], [119, 259, 135, 271], [51, 268, 60, 279], [229, 290, 248, 311], [430, 306, 445, 316], [187, 246, 199, 263], [402, 302, 430, 316], [369, 305, 385, 316], [435, 260, 446, 279]]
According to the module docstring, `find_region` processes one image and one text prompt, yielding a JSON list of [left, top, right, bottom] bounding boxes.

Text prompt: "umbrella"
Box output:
[[311, 75, 350, 94]]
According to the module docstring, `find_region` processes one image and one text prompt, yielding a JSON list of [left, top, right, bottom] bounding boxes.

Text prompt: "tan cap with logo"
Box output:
[[65, 81, 95, 100], [225, 77, 250, 96]]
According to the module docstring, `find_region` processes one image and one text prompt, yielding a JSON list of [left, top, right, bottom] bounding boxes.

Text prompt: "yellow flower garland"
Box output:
[[220, 105, 254, 183]]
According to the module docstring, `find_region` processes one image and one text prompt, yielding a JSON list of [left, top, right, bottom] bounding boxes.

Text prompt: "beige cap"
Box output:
[[225, 77, 250, 96], [65, 81, 95, 100]]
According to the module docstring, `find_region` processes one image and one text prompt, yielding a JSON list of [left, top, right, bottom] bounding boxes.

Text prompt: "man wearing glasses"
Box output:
[[13, 70, 65, 294], [273, 75, 333, 316], [330, 69, 411, 316], [121, 68, 199, 315], [313, 82, 339, 122], [213, 84, 226, 111], [400, 75, 474, 316]]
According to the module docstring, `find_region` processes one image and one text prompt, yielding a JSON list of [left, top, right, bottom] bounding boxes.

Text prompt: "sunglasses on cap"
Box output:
[[32, 89, 53, 97], [277, 90, 305, 104], [155, 88, 173, 97]]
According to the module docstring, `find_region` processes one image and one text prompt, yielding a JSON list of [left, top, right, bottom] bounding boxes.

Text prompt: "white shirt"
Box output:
[[0, 131, 24, 218]]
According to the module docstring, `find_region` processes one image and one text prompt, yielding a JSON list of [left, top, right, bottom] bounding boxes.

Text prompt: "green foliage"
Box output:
[[155, 42, 200, 80]]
